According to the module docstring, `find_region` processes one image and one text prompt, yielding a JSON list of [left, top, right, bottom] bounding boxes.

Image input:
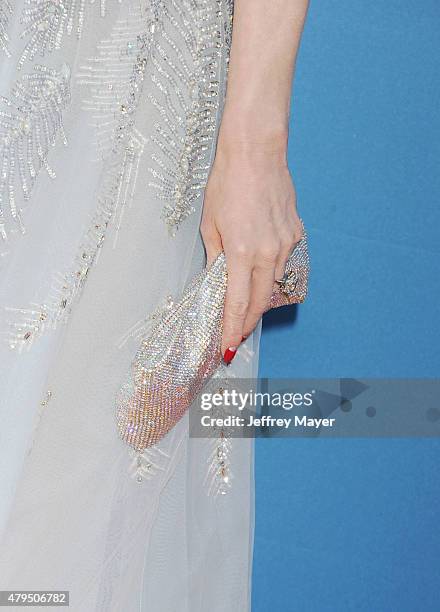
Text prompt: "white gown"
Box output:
[[0, 1, 259, 609]]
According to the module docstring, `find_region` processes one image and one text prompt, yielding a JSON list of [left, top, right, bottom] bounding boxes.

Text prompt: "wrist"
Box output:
[[216, 126, 289, 166], [217, 119, 288, 160], [219, 97, 289, 137], [213, 143, 289, 171]]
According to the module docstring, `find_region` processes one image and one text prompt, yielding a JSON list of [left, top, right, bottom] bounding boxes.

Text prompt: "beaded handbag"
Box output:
[[116, 223, 310, 451]]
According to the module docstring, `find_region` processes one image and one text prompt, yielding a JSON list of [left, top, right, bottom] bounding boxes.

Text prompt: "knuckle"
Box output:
[[258, 244, 279, 264], [231, 242, 253, 260], [280, 236, 294, 254]]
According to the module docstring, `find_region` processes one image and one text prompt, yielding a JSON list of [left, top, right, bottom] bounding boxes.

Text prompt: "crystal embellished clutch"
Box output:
[[116, 222, 310, 451]]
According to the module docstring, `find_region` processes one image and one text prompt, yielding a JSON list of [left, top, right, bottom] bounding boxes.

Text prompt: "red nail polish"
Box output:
[[223, 347, 237, 365]]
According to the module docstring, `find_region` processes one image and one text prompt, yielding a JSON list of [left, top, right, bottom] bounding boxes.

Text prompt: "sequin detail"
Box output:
[[76, 1, 146, 160], [130, 447, 170, 483], [40, 389, 53, 406], [5, 303, 51, 351], [116, 294, 174, 349], [4, 19, 156, 350], [18, 0, 123, 68], [116, 224, 310, 452], [204, 381, 234, 496], [223, 0, 234, 63], [0, 63, 71, 240], [206, 430, 233, 496], [4, 127, 144, 351], [147, 0, 227, 234], [0, 0, 12, 58], [116, 253, 228, 451]]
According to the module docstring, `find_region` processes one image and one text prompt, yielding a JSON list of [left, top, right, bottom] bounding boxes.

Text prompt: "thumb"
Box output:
[[201, 217, 223, 266]]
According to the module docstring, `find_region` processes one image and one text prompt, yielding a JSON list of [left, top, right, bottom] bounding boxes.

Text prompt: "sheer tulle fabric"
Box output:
[[0, 1, 258, 610]]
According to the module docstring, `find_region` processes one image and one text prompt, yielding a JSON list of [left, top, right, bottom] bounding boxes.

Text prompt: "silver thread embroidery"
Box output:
[[147, 0, 226, 234], [0, 0, 12, 58], [203, 376, 239, 497], [0, 63, 71, 240], [18, 0, 123, 68], [206, 429, 233, 496], [76, 1, 146, 161], [5, 12, 157, 350], [130, 446, 170, 483], [5, 303, 50, 351]]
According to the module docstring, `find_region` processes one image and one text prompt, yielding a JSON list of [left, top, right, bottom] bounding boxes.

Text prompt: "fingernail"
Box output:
[[223, 347, 237, 365]]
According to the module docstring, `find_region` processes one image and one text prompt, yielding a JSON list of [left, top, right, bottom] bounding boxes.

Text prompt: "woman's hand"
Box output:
[[200, 0, 309, 363], [201, 141, 303, 364]]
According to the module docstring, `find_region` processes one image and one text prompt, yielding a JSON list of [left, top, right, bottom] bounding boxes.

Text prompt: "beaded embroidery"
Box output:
[[4, 17, 156, 350], [147, 0, 227, 234], [205, 379, 235, 497], [18, 0, 123, 68], [223, 0, 233, 61], [206, 430, 233, 496], [76, 1, 147, 160], [0, 0, 12, 58], [4, 131, 146, 351], [129, 445, 170, 483], [0, 63, 71, 240]]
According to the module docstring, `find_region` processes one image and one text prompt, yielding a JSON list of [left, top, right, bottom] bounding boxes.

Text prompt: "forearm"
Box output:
[[218, 0, 309, 153]]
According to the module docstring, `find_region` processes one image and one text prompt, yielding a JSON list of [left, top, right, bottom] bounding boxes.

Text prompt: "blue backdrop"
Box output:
[[253, 2, 440, 610]]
